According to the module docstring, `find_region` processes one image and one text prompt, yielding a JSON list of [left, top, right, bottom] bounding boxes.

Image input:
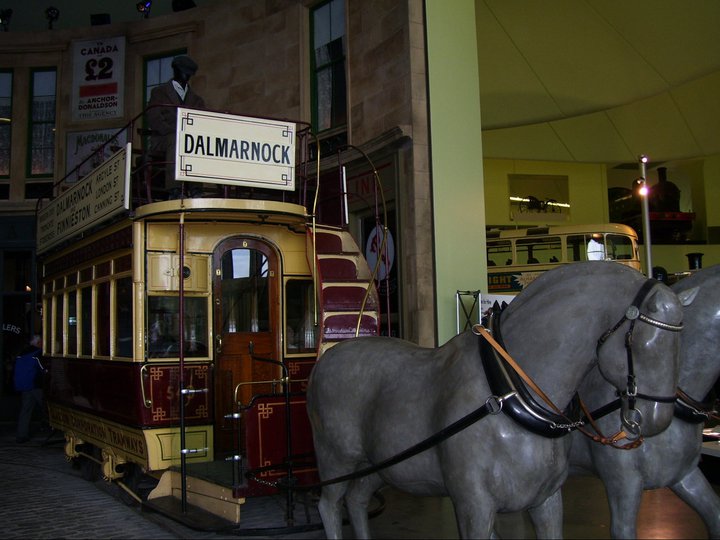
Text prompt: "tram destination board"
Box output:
[[36, 143, 131, 254], [175, 108, 296, 190]]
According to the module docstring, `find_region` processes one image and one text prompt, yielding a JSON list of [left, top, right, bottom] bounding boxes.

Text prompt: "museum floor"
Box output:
[[358, 474, 715, 539]]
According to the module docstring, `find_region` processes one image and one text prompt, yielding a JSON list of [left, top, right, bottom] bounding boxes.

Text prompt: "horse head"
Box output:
[[672, 265, 720, 406], [594, 275, 688, 440], [502, 262, 685, 442]]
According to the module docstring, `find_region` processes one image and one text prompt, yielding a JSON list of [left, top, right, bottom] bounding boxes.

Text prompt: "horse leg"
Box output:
[[452, 495, 496, 539], [318, 482, 347, 540], [602, 474, 643, 539], [527, 488, 564, 539], [670, 467, 720, 539], [345, 474, 384, 539]]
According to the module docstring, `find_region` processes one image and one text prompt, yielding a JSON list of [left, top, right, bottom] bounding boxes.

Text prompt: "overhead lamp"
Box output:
[[45, 6, 59, 29], [637, 154, 653, 275], [0, 8, 12, 32], [137, 1, 152, 18]]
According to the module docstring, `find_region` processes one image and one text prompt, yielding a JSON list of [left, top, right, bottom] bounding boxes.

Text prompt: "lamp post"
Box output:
[[638, 155, 653, 276]]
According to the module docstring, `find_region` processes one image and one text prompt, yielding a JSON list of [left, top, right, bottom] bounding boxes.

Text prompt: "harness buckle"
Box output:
[[625, 378, 638, 398], [485, 392, 515, 415]]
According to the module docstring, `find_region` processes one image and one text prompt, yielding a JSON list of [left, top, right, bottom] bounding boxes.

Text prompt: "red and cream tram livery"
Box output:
[[36, 111, 381, 522]]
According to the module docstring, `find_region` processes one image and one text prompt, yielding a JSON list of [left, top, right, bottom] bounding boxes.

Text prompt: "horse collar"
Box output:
[[675, 388, 714, 424], [478, 308, 583, 438]]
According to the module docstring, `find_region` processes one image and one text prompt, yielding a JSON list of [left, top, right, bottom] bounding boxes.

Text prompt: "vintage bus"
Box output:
[[487, 223, 641, 294], [36, 109, 385, 528]]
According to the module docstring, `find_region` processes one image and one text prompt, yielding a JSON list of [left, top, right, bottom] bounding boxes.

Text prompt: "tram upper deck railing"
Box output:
[[35, 105, 386, 254]]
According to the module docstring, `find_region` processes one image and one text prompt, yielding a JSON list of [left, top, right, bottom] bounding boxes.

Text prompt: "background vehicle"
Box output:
[[486, 223, 641, 294]]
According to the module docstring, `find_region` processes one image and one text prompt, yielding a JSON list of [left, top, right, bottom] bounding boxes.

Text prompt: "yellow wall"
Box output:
[[485, 156, 720, 274], [427, 0, 486, 345], [704, 155, 720, 228], [646, 244, 720, 274], [484, 159, 608, 226]]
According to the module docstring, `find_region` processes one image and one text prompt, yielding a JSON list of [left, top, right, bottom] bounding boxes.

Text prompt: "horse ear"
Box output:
[[677, 286, 699, 307]]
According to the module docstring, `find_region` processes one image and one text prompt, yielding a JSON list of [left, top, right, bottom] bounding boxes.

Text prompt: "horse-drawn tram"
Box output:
[[36, 109, 383, 530]]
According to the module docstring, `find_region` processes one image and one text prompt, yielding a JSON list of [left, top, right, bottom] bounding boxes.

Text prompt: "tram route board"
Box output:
[[36, 143, 131, 255]]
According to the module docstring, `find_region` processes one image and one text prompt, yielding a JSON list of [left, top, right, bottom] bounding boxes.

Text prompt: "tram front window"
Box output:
[[220, 248, 269, 333], [148, 296, 208, 358]]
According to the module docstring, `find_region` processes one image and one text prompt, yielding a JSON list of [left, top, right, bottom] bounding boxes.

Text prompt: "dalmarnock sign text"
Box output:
[[37, 144, 131, 254], [175, 109, 296, 190]]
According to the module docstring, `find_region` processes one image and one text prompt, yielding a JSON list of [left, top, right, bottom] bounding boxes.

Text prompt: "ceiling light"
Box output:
[[137, 1, 152, 18], [45, 6, 59, 29]]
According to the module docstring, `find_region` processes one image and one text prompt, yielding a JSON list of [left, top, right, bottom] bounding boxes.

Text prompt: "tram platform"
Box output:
[[0, 417, 718, 539]]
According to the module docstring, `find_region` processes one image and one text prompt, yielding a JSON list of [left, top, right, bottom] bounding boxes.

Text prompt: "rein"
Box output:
[[247, 390, 516, 491]]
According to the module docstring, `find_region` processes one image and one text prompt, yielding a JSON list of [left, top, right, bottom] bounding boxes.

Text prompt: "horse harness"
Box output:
[[248, 278, 684, 490], [478, 277, 683, 448]]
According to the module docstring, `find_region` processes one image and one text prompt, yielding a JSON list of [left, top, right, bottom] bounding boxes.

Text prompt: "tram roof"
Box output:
[[132, 198, 309, 224]]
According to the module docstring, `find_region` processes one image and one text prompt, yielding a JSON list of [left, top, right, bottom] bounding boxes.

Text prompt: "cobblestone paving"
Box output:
[[0, 422, 330, 539]]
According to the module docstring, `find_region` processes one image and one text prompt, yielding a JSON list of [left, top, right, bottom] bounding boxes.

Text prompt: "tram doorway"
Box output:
[[212, 237, 280, 458]]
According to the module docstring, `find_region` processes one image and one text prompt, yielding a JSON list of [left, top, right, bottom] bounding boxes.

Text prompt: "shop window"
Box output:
[[310, 0, 347, 135], [27, 68, 56, 178], [0, 69, 12, 189]]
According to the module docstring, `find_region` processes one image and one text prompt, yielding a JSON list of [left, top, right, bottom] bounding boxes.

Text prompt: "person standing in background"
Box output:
[[14, 335, 46, 443]]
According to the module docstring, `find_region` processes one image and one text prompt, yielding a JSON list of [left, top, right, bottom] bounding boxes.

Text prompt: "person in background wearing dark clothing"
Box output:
[[146, 54, 206, 199], [14, 335, 46, 443]]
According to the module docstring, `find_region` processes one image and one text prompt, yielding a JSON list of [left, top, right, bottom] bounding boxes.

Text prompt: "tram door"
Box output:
[[212, 237, 279, 457]]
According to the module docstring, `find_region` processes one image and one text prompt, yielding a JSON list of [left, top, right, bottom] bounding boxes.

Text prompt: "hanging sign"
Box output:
[[71, 36, 125, 121]]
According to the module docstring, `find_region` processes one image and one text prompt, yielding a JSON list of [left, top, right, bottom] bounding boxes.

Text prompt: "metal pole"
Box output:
[[178, 212, 187, 513], [638, 155, 653, 276]]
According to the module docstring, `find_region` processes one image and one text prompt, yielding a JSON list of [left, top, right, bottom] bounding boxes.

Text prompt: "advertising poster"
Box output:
[[71, 36, 125, 121], [65, 128, 127, 181]]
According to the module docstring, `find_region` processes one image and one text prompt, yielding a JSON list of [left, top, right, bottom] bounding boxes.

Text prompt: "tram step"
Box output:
[[322, 313, 379, 341], [143, 495, 238, 529], [321, 284, 379, 311], [313, 230, 355, 254], [317, 256, 361, 280], [148, 469, 245, 524]]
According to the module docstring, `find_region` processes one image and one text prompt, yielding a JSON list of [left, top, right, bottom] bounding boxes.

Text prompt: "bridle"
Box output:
[[594, 278, 683, 441]]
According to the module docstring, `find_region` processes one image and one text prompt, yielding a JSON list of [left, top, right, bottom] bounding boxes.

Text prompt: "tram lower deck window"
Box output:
[[148, 296, 208, 358]]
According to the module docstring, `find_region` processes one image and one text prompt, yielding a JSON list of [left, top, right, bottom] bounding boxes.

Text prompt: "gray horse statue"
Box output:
[[570, 265, 715, 539], [307, 262, 686, 539]]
